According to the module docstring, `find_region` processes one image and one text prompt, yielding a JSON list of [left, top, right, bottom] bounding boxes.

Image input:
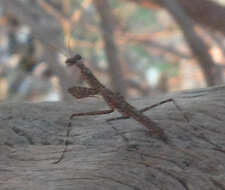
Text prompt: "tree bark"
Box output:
[[1, 85, 225, 189]]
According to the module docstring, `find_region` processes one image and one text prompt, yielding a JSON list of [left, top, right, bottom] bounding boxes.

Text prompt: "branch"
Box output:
[[93, 0, 127, 95], [158, 0, 222, 86], [122, 0, 225, 36], [1, 85, 225, 189]]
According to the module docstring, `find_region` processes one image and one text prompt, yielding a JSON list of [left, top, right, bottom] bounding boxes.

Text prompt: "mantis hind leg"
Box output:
[[140, 98, 189, 122], [106, 116, 129, 123], [106, 98, 189, 123]]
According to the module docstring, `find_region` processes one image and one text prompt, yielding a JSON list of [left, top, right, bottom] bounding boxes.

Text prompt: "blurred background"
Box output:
[[0, 0, 225, 102]]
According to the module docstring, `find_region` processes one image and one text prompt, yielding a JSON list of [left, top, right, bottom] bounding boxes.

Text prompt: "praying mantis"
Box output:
[[53, 54, 189, 163]]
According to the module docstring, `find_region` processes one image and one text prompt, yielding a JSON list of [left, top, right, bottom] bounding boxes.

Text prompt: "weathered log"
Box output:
[[1, 85, 225, 189]]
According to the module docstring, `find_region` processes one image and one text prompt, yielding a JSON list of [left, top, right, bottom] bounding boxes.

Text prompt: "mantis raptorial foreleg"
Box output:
[[68, 86, 99, 99], [53, 86, 114, 164]]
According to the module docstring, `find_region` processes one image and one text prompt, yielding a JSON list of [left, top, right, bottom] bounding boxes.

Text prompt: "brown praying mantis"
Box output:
[[53, 54, 189, 164]]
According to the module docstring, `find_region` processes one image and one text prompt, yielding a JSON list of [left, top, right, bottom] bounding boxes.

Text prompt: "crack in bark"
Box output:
[[111, 126, 129, 143], [156, 168, 190, 190], [196, 133, 223, 149], [194, 122, 225, 136], [11, 126, 34, 145], [212, 147, 225, 156], [93, 175, 142, 190], [211, 178, 225, 190], [140, 152, 185, 170]]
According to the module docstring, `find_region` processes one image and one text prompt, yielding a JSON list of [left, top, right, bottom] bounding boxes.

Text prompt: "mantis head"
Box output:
[[66, 54, 82, 66]]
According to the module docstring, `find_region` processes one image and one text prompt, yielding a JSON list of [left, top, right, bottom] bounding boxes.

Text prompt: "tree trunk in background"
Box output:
[[124, 0, 225, 36], [159, 0, 223, 86], [93, 0, 126, 96], [178, 0, 225, 35], [122, 0, 224, 85]]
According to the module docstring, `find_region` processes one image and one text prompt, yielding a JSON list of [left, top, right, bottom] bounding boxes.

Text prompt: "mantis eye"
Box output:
[[74, 54, 82, 61], [66, 54, 82, 66]]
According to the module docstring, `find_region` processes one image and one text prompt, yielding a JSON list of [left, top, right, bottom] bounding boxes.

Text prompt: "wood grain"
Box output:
[[1, 85, 225, 189]]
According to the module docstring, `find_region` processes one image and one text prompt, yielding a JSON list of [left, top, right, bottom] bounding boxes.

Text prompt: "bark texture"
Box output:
[[1, 85, 225, 189]]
